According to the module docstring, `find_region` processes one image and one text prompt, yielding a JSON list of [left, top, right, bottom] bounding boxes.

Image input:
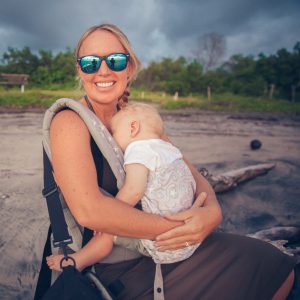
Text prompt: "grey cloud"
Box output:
[[0, 0, 299, 65], [156, 0, 300, 55], [157, 0, 299, 37]]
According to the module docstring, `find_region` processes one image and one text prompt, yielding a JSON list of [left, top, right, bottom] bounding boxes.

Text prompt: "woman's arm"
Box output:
[[50, 110, 180, 239]]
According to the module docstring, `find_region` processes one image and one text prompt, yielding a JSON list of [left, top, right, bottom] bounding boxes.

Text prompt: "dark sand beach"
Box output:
[[1, 109, 300, 299]]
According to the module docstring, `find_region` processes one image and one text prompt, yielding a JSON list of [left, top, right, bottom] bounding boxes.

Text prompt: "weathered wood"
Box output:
[[247, 226, 300, 241], [199, 163, 276, 192], [247, 226, 300, 261], [207, 86, 211, 101], [199, 165, 300, 260], [0, 73, 29, 85], [0, 73, 30, 93]]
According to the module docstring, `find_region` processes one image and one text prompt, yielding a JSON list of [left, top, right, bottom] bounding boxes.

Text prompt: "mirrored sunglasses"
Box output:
[[77, 53, 130, 74]]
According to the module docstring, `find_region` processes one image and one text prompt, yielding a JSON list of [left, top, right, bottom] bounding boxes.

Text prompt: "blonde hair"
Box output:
[[75, 24, 141, 106], [116, 103, 164, 137]]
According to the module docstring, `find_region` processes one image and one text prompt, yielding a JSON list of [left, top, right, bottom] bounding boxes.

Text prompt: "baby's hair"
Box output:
[[120, 103, 164, 137]]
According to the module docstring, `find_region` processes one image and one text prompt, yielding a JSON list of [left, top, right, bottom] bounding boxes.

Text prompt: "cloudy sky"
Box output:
[[0, 0, 299, 65]]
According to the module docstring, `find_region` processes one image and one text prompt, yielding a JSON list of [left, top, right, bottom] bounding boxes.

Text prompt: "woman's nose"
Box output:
[[97, 59, 111, 75]]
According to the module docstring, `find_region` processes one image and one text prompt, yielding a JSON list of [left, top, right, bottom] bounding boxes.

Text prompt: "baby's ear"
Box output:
[[130, 120, 140, 137]]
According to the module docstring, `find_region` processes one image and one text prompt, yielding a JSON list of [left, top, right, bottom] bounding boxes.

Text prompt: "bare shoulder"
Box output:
[[49, 109, 92, 153], [50, 109, 89, 137], [49, 109, 92, 176]]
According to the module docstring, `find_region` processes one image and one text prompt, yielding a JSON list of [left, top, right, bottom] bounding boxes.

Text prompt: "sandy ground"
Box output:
[[0, 109, 300, 299]]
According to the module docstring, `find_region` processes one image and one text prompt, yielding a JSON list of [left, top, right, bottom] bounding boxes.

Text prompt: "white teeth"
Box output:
[[96, 82, 114, 87]]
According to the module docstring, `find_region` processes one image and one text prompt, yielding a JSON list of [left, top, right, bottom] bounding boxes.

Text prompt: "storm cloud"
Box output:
[[0, 0, 299, 65]]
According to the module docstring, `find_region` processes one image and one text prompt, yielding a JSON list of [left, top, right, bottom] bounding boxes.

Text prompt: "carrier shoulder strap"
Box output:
[[43, 98, 125, 190]]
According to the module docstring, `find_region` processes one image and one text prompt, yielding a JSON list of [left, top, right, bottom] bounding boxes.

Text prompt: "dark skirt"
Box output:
[[95, 232, 296, 300]]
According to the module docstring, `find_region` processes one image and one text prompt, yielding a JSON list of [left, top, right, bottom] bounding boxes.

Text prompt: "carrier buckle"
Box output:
[[42, 184, 58, 198], [53, 238, 73, 248]]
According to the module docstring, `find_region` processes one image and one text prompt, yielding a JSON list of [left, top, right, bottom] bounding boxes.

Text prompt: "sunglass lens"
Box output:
[[80, 56, 101, 74], [107, 54, 128, 71]]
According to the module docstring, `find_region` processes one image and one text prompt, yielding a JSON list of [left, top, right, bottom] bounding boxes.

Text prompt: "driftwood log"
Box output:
[[199, 163, 299, 262], [247, 226, 300, 263], [198, 162, 276, 193]]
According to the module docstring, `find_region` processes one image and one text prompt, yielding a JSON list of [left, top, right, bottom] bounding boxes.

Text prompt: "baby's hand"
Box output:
[[46, 254, 75, 272]]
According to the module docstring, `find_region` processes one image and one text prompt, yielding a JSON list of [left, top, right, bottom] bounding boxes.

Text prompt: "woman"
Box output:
[[42, 24, 295, 299]]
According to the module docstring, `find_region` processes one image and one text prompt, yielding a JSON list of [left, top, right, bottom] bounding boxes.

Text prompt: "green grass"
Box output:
[[131, 90, 300, 113], [0, 87, 84, 108], [1, 86, 300, 113]]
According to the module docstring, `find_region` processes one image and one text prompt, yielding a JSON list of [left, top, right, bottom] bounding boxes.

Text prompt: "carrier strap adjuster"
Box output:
[[42, 184, 59, 198], [53, 238, 73, 249]]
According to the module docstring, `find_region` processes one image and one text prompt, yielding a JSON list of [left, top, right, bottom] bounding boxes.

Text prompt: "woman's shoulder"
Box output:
[[49, 97, 91, 130], [51, 108, 88, 133], [51, 109, 84, 127]]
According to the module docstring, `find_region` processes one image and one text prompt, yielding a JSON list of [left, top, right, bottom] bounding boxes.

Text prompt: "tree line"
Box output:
[[135, 42, 300, 101], [0, 42, 299, 101], [0, 47, 76, 86]]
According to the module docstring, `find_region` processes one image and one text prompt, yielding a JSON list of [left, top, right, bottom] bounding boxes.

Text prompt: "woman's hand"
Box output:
[[154, 192, 222, 250]]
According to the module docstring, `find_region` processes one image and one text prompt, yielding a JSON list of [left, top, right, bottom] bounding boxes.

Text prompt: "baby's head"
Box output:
[[110, 103, 164, 151]]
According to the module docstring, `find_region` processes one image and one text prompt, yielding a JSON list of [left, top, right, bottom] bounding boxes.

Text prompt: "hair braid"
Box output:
[[117, 87, 130, 110]]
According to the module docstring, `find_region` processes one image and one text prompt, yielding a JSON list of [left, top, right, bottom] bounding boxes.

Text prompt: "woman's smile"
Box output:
[[95, 80, 116, 89]]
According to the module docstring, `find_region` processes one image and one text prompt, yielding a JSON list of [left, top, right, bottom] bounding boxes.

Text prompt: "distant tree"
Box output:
[[134, 57, 188, 93], [256, 44, 300, 100], [181, 60, 203, 93], [226, 54, 265, 96], [202, 68, 228, 94], [30, 50, 54, 84], [275, 46, 300, 100], [256, 53, 277, 85], [38, 49, 53, 67], [193, 32, 226, 72], [1, 46, 39, 75], [50, 48, 76, 83]]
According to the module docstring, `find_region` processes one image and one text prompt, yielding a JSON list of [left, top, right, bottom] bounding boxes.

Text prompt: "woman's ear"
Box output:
[[130, 120, 140, 137]]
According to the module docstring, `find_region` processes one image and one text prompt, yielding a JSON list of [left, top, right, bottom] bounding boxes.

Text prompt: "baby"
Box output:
[[47, 103, 203, 271]]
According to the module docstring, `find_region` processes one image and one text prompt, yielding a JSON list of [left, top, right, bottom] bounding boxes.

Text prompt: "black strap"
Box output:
[[84, 95, 96, 113], [82, 227, 94, 248], [42, 148, 73, 250], [34, 225, 52, 300], [42, 148, 94, 250], [34, 148, 94, 299]]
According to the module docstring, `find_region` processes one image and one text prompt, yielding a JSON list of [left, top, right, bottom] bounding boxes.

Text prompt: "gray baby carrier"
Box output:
[[35, 98, 164, 300]]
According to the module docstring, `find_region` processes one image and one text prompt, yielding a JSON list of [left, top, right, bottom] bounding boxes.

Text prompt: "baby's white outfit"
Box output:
[[124, 139, 200, 264]]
